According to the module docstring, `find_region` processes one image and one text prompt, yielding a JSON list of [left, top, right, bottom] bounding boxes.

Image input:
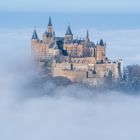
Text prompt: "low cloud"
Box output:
[[0, 28, 140, 140], [126, 54, 140, 62]]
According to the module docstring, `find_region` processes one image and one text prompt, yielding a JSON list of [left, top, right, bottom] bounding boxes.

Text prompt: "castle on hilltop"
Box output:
[[31, 17, 123, 86]]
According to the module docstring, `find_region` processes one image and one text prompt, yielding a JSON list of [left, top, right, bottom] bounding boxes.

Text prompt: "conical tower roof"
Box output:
[[65, 25, 73, 35], [32, 29, 38, 39], [48, 17, 52, 26]]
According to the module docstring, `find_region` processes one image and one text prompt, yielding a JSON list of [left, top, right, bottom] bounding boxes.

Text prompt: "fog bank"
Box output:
[[0, 28, 140, 140]]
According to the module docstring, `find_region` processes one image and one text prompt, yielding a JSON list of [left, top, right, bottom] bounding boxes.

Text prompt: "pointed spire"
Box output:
[[48, 16, 52, 26], [32, 27, 38, 39], [86, 30, 89, 41], [65, 25, 73, 35]]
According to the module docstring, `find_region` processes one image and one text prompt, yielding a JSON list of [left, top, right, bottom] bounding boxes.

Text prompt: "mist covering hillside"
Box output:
[[0, 27, 140, 140]]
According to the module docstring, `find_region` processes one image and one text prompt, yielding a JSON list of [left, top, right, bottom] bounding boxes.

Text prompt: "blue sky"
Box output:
[[0, 0, 139, 13]]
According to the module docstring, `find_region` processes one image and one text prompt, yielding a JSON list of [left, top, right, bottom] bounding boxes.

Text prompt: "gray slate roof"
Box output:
[[65, 25, 73, 35], [32, 29, 38, 39], [99, 39, 104, 46], [48, 17, 52, 26]]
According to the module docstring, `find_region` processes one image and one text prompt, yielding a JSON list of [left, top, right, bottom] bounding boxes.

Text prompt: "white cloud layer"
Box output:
[[0, 28, 140, 140]]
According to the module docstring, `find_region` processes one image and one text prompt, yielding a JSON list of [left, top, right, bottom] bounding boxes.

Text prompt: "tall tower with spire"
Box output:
[[43, 17, 55, 43], [65, 25, 73, 42], [48, 17, 53, 34], [31, 28, 40, 60], [31, 28, 39, 48]]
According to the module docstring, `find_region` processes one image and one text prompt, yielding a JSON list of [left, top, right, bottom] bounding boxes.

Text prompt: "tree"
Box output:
[[127, 65, 140, 90]]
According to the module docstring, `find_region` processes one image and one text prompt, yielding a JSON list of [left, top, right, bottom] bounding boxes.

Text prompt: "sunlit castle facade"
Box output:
[[31, 17, 123, 86]]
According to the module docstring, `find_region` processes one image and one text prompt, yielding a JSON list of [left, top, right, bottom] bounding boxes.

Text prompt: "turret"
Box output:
[[95, 39, 106, 60], [43, 17, 54, 43], [31, 28, 39, 60], [65, 25, 73, 42]]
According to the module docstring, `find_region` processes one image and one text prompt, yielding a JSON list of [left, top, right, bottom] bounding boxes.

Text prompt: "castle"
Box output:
[[31, 17, 123, 86]]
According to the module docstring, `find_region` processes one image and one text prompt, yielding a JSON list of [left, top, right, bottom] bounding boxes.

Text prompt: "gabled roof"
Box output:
[[65, 25, 73, 35], [48, 17, 52, 26], [87, 41, 96, 48], [32, 29, 38, 39]]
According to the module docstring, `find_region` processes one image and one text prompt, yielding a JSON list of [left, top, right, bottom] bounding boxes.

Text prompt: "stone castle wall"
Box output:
[[52, 63, 85, 82], [52, 61, 119, 84]]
